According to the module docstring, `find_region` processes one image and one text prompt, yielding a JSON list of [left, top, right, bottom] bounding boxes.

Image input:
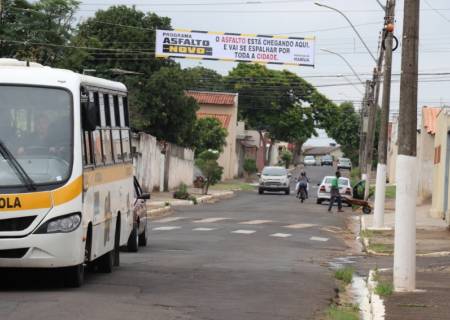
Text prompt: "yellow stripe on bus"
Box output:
[[52, 176, 83, 206], [0, 191, 52, 212]]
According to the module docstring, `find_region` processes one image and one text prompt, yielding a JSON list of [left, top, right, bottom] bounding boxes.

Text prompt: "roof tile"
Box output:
[[186, 90, 236, 105]]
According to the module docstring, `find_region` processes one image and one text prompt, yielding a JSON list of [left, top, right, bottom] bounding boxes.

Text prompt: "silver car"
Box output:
[[258, 166, 292, 195]]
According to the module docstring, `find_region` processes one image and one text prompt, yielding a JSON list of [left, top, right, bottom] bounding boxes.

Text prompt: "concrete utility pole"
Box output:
[[393, 0, 420, 292], [358, 82, 370, 168], [363, 32, 385, 200], [374, 0, 396, 228]]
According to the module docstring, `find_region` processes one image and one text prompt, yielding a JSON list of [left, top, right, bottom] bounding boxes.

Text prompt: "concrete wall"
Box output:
[[417, 127, 435, 203], [431, 110, 450, 221], [132, 132, 194, 192]]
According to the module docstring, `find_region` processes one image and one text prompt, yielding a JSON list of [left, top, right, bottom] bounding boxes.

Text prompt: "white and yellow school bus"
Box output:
[[0, 59, 134, 286]]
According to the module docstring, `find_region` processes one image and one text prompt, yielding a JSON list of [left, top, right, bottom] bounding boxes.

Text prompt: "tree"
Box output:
[[280, 150, 293, 168], [0, 0, 79, 65], [192, 117, 228, 156], [184, 67, 225, 92], [130, 66, 199, 147], [60, 5, 172, 74], [325, 102, 361, 165], [195, 150, 223, 195], [225, 63, 317, 163]]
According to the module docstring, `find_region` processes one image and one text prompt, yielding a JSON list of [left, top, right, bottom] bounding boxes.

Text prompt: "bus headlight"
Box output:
[[36, 213, 81, 234]]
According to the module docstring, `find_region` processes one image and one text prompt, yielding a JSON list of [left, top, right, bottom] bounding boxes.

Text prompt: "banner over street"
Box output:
[[155, 29, 316, 67]]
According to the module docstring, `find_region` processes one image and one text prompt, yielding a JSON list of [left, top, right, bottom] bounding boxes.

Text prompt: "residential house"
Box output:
[[236, 122, 266, 175], [417, 106, 439, 203], [430, 107, 450, 221], [186, 90, 238, 180]]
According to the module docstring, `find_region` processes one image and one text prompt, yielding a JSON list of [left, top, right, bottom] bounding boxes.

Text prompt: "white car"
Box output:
[[337, 158, 352, 170], [258, 166, 292, 195], [316, 176, 353, 206], [304, 155, 316, 166]]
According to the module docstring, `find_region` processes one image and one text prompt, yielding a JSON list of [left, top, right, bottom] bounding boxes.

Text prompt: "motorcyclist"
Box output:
[[296, 171, 309, 199]]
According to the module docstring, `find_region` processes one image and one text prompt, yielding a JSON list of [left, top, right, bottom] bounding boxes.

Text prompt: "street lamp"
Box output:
[[314, 2, 377, 63], [320, 48, 364, 85]]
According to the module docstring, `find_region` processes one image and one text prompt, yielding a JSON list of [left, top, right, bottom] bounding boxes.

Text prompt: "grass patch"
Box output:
[[375, 281, 394, 297], [334, 267, 354, 285], [368, 243, 394, 254], [210, 181, 255, 191], [326, 304, 360, 320], [385, 185, 396, 199], [360, 229, 385, 238]]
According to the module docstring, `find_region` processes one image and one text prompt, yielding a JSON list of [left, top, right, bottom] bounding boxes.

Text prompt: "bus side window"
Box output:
[[112, 129, 122, 162], [83, 131, 94, 166], [102, 129, 113, 164], [113, 95, 120, 127], [121, 129, 131, 162], [118, 96, 126, 127], [92, 130, 103, 165]]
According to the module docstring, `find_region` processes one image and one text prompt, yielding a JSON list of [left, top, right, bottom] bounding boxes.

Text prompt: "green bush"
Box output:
[[280, 150, 293, 168], [195, 150, 223, 195], [173, 183, 190, 200], [243, 158, 257, 175]]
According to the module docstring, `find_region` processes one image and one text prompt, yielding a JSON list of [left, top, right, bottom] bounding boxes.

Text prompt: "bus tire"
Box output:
[[127, 225, 139, 252], [113, 216, 121, 267], [64, 264, 84, 288], [97, 250, 113, 273], [139, 224, 148, 247]]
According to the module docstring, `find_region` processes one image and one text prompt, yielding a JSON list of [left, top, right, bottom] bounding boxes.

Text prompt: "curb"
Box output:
[[366, 269, 387, 320], [148, 206, 172, 219], [360, 215, 392, 256], [197, 191, 235, 204]]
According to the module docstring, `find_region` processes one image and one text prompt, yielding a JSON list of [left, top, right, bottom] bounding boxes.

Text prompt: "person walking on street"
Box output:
[[328, 171, 343, 212]]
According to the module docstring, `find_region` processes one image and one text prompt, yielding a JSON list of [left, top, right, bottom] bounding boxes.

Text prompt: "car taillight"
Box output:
[[345, 188, 352, 195], [320, 186, 326, 192]]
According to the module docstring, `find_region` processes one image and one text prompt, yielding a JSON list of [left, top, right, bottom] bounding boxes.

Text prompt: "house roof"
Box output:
[[422, 106, 440, 135], [303, 145, 341, 156], [197, 112, 231, 128], [186, 90, 237, 105]]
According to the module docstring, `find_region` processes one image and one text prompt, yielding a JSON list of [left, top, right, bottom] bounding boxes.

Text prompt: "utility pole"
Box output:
[[358, 82, 370, 168], [393, 0, 420, 292], [374, 0, 396, 228], [363, 27, 385, 200]]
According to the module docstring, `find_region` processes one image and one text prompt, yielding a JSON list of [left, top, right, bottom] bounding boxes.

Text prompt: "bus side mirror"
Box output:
[[82, 101, 98, 132]]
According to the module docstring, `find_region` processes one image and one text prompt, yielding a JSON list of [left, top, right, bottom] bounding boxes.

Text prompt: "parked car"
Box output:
[[304, 155, 316, 166], [127, 177, 151, 252], [316, 176, 353, 206], [258, 166, 292, 195], [321, 155, 333, 166], [337, 158, 352, 170]]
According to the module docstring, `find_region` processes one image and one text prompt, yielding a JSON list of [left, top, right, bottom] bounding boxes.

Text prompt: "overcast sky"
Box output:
[[75, 0, 450, 117]]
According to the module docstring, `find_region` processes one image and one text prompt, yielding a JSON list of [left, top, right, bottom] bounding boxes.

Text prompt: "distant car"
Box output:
[[258, 166, 292, 195], [321, 155, 333, 166], [304, 155, 316, 166], [127, 177, 151, 252], [316, 176, 353, 206], [337, 158, 352, 170]]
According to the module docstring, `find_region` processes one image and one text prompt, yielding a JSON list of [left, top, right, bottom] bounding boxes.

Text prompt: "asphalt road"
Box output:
[[0, 165, 353, 320]]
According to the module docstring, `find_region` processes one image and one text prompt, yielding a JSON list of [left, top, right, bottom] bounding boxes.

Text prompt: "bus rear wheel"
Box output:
[[97, 250, 113, 273], [127, 225, 139, 252]]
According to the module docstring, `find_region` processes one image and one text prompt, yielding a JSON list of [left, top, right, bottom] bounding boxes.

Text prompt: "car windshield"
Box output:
[[322, 156, 332, 160], [0, 86, 73, 188], [324, 177, 349, 186], [340, 158, 350, 163], [304, 156, 314, 160], [262, 167, 287, 176]]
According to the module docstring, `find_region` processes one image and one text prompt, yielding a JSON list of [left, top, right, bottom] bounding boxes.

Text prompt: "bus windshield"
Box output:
[[0, 86, 73, 188]]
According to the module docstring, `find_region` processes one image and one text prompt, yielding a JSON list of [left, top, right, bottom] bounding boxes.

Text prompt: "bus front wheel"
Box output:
[[64, 264, 84, 287]]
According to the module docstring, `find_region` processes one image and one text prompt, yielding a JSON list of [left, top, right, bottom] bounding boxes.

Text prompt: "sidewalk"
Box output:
[[147, 187, 235, 218], [358, 204, 450, 320], [361, 204, 450, 255]]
